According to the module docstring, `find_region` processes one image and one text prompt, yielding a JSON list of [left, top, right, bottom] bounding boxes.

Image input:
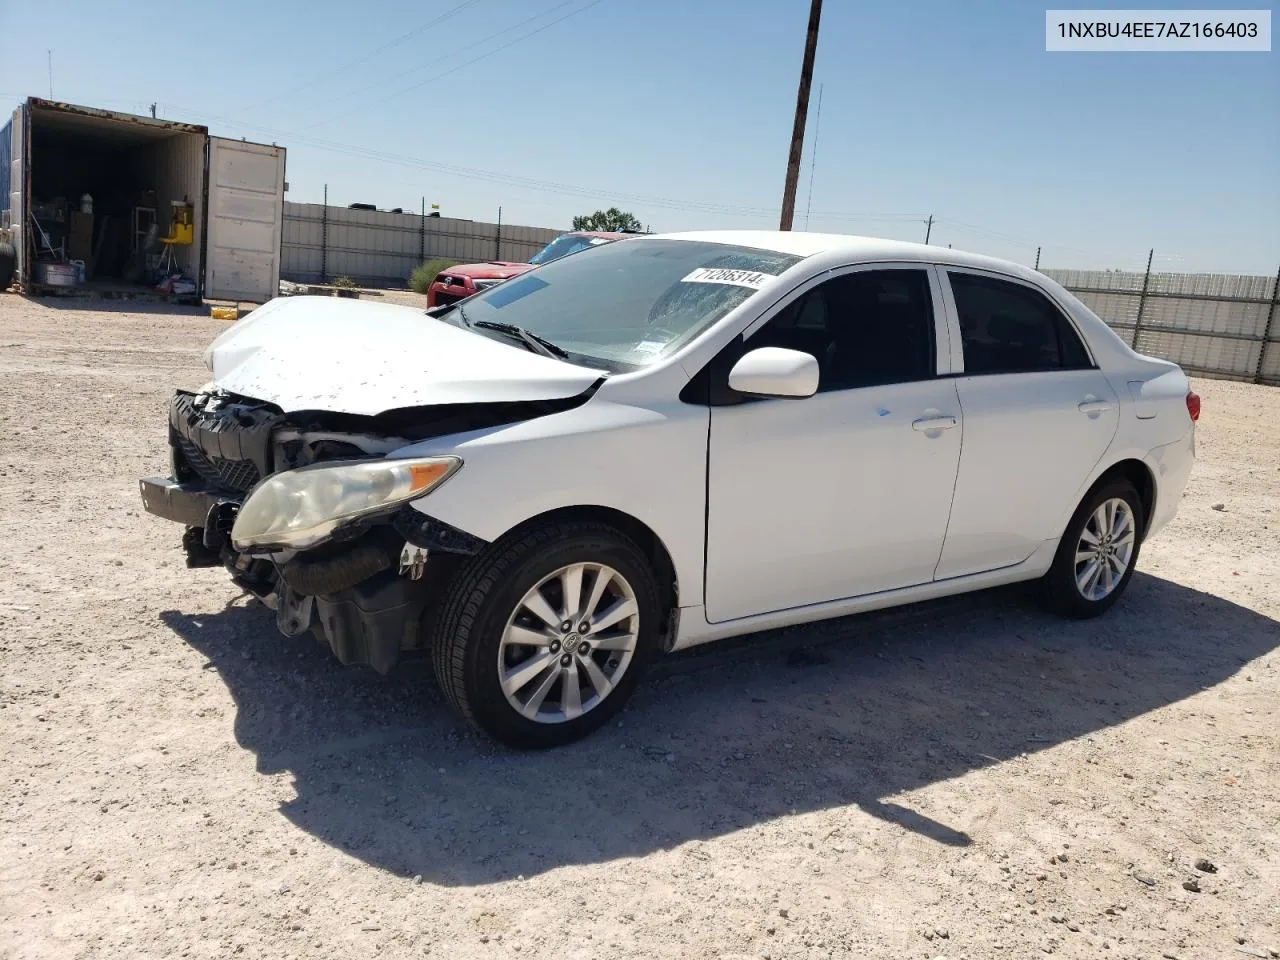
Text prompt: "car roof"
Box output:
[[647, 229, 1042, 282]]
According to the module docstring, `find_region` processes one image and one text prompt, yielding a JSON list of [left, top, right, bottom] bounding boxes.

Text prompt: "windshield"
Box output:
[[449, 239, 804, 371], [527, 233, 616, 265]]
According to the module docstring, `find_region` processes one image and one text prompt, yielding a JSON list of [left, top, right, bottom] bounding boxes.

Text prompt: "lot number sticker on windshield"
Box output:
[[681, 267, 775, 290]]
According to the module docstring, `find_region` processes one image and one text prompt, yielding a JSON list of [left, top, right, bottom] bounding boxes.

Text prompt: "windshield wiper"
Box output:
[[425, 301, 472, 326], [472, 320, 569, 360]]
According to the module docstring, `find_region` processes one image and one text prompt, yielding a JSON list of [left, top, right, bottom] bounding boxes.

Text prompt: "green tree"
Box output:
[[571, 207, 645, 232]]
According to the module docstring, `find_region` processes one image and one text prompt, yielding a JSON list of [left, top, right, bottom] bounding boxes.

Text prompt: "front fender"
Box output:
[[394, 400, 710, 605]]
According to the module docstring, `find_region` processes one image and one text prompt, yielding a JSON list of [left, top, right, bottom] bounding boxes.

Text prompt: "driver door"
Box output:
[[703, 265, 963, 623]]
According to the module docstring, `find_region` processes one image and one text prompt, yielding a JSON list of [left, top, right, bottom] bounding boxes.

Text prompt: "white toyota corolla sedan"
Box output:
[[141, 231, 1199, 747]]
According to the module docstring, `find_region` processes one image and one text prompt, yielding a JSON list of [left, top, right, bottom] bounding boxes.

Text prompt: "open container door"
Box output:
[[9, 103, 27, 286], [205, 137, 285, 303]]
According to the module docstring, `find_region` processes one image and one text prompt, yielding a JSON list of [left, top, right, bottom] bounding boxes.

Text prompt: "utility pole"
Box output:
[[47, 50, 53, 99], [779, 0, 823, 231], [923, 214, 934, 244], [1034, 246, 1041, 270], [150, 103, 157, 118]]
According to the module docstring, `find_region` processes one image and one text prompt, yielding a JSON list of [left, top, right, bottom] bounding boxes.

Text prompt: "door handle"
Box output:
[[911, 415, 958, 432], [1077, 396, 1114, 416]]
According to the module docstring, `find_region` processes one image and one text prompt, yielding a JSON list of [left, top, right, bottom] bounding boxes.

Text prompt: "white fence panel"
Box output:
[[1043, 267, 1280, 385], [280, 202, 560, 285]]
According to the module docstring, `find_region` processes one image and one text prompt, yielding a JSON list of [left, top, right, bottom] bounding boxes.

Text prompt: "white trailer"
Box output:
[[2, 98, 286, 303]]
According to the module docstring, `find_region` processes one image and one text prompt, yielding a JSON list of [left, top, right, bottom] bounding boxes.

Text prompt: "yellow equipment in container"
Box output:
[[169, 201, 194, 244], [157, 200, 194, 274], [210, 306, 239, 321]]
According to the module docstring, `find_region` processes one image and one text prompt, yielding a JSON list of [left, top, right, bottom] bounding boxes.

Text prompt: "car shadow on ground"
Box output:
[[160, 572, 1280, 886]]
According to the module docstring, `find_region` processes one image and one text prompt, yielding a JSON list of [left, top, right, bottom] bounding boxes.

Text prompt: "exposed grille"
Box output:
[[169, 390, 276, 497], [176, 437, 262, 494], [434, 291, 463, 306]]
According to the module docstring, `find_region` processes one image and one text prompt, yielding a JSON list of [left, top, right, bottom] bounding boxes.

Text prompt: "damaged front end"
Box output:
[[139, 386, 583, 672]]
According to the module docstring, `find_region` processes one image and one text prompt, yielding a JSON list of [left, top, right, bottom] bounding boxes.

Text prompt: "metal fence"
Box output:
[[1044, 257, 1280, 385], [278, 207, 1280, 385], [280, 202, 561, 286]]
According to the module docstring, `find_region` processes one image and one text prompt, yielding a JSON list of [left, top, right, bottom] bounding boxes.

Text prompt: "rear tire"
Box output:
[[432, 520, 663, 748], [1042, 479, 1145, 619]]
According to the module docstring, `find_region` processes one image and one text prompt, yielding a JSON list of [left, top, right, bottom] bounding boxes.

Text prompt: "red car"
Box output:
[[426, 231, 630, 307]]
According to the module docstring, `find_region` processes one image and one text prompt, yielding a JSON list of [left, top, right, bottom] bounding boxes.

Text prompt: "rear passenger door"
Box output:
[[934, 269, 1119, 580]]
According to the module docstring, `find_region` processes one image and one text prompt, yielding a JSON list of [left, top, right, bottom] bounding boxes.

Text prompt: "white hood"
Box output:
[[203, 296, 604, 416]]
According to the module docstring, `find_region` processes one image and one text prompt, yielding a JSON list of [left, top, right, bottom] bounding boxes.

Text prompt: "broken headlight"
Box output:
[[230, 456, 462, 551]]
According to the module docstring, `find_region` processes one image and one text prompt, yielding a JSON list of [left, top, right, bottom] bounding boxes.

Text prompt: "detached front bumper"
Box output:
[[138, 476, 239, 552], [141, 482, 486, 678], [141, 471, 426, 672]]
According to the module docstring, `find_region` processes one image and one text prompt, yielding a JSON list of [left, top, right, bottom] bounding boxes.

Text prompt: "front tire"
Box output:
[[432, 520, 663, 748], [1043, 479, 1145, 619]]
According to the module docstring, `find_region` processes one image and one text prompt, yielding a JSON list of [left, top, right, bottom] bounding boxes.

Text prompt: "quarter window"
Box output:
[[948, 272, 1092, 374], [747, 269, 936, 392]]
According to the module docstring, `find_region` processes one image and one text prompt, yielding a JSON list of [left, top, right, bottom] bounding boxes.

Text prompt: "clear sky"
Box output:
[[2, 0, 1276, 273]]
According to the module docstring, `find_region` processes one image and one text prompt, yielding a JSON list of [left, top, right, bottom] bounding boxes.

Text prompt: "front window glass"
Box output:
[[748, 269, 936, 390], [527, 233, 614, 265], [446, 239, 804, 371]]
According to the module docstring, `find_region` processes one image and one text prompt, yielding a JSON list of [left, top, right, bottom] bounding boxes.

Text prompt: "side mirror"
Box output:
[[727, 347, 819, 399]]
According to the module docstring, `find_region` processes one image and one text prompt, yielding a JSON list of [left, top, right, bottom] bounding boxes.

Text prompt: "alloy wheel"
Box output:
[[1074, 497, 1136, 601], [497, 562, 640, 724]]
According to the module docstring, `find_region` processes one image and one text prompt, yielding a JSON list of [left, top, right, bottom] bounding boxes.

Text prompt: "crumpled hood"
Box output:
[[203, 295, 604, 416]]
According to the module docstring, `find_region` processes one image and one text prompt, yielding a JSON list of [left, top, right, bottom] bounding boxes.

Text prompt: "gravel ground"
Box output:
[[2, 293, 1278, 960]]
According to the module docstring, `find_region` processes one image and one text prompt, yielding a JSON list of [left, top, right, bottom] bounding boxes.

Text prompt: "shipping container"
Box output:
[[1, 98, 287, 302]]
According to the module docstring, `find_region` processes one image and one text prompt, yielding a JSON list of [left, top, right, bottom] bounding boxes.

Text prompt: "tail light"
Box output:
[[1186, 390, 1201, 423]]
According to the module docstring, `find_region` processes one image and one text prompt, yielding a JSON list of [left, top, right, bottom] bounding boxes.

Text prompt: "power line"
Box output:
[[304, 0, 581, 121], [802, 82, 823, 231], [11, 83, 1055, 244], [936, 217, 1036, 248], [169, 105, 784, 215], [937, 217, 1101, 258], [18, 91, 1036, 244], [336, 0, 609, 122], [164, 99, 932, 223], [242, 0, 486, 113]]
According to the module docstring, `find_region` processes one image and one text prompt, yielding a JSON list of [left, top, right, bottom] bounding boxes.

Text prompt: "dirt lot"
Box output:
[[2, 293, 1277, 960]]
